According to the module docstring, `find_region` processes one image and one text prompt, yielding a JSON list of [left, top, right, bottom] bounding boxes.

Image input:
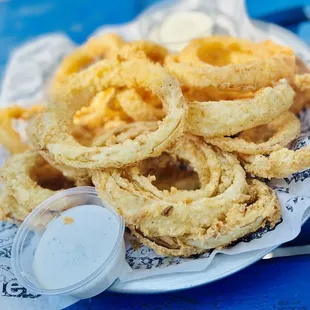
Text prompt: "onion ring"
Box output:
[[186, 179, 280, 250], [0, 151, 75, 221], [92, 135, 249, 243], [92, 135, 280, 256], [54, 37, 167, 89], [128, 180, 280, 256], [165, 37, 295, 91], [0, 105, 44, 153], [95, 134, 245, 201], [186, 82, 294, 137], [92, 125, 225, 200], [53, 33, 124, 86], [34, 59, 186, 169], [206, 112, 300, 155], [241, 145, 310, 179]]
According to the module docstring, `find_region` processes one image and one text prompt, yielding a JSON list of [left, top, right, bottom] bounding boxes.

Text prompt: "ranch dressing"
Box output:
[[33, 205, 125, 297], [149, 11, 214, 51]]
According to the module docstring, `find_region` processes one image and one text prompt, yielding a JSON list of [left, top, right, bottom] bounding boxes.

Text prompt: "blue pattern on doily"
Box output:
[[285, 196, 308, 213], [299, 109, 310, 134], [270, 185, 290, 193], [284, 168, 310, 185], [126, 246, 211, 270]]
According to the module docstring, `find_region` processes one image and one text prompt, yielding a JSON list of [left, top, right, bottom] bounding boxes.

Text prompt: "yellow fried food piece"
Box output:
[[186, 82, 294, 137], [34, 59, 186, 169], [0, 105, 44, 153], [53, 33, 124, 87], [166, 37, 295, 91], [129, 180, 280, 257], [93, 134, 280, 257], [0, 151, 75, 221], [206, 112, 300, 155], [241, 145, 310, 179]]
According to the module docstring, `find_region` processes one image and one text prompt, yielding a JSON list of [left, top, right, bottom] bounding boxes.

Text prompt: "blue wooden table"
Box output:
[[0, 0, 309, 309]]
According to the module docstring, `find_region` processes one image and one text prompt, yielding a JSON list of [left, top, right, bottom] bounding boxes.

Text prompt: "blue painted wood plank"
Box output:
[[0, 0, 309, 73], [66, 256, 310, 310], [247, 0, 310, 18], [297, 21, 310, 44]]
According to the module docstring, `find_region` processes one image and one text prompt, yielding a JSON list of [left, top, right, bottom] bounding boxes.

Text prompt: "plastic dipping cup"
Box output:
[[11, 187, 125, 299]]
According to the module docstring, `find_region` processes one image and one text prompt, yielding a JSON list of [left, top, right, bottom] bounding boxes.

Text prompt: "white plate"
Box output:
[[109, 21, 310, 294]]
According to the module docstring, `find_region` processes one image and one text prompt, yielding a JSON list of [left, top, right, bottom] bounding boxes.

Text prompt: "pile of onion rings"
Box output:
[[1, 33, 310, 257]]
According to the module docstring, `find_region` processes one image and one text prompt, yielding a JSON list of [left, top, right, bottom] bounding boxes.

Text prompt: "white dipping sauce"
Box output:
[[33, 205, 122, 292], [149, 11, 214, 51], [159, 12, 214, 43]]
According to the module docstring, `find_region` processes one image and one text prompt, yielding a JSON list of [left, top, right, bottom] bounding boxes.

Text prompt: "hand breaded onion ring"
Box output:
[[35, 59, 186, 169], [0, 105, 44, 153], [54, 37, 167, 89], [93, 136, 247, 228], [92, 135, 249, 238], [165, 37, 295, 91], [95, 133, 245, 201], [186, 180, 280, 250], [92, 135, 280, 256], [186, 82, 294, 137], [206, 112, 300, 155], [129, 180, 280, 256], [53, 33, 124, 86], [241, 145, 310, 179], [0, 151, 75, 221]]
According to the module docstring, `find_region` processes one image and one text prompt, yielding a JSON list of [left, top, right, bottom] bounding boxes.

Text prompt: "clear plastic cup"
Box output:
[[11, 186, 125, 299]]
